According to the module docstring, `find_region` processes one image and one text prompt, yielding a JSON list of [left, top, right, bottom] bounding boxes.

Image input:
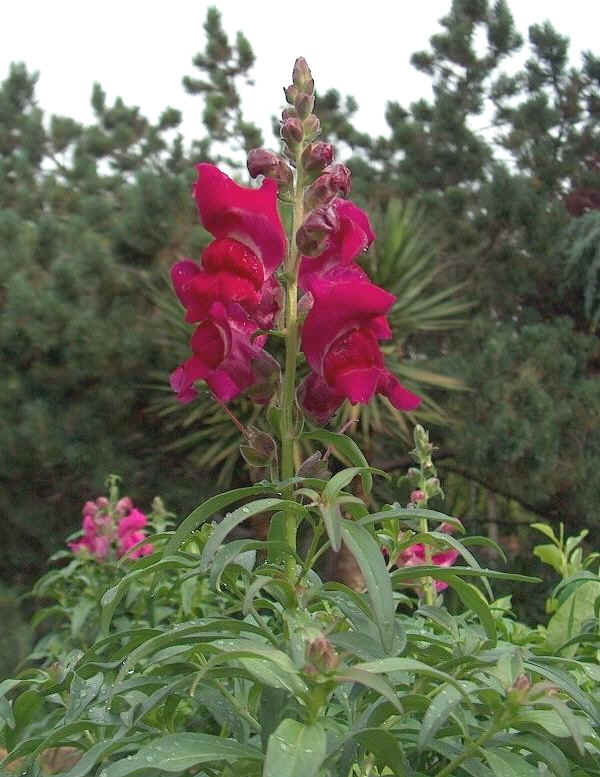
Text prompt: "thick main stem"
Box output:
[[280, 156, 304, 579]]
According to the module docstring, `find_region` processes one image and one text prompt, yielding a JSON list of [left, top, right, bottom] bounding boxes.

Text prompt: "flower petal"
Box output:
[[194, 163, 287, 276]]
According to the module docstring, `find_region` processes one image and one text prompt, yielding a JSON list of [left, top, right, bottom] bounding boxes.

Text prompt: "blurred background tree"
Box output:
[[0, 9, 259, 583]]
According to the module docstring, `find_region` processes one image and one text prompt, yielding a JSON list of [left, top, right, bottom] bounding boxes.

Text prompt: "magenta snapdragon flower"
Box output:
[[395, 523, 459, 592], [117, 508, 153, 559], [299, 265, 420, 422], [69, 496, 153, 561], [170, 302, 279, 404], [170, 164, 287, 404]]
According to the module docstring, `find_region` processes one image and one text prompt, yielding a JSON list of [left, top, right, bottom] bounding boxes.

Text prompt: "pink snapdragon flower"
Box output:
[[117, 508, 153, 559], [395, 523, 459, 592], [299, 265, 420, 422], [69, 495, 153, 561], [194, 163, 287, 278], [170, 164, 286, 404], [68, 513, 111, 560], [170, 302, 279, 404], [298, 199, 375, 291]]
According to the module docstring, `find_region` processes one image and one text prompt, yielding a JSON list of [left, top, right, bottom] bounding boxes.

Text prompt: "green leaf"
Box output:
[[417, 605, 459, 639], [546, 580, 600, 655], [359, 506, 464, 532], [42, 738, 141, 777], [260, 687, 288, 751], [201, 498, 307, 571], [103, 733, 262, 777], [534, 544, 565, 576], [263, 719, 326, 777], [209, 539, 287, 590], [494, 733, 570, 777], [418, 683, 465, 751], [323, 467, 385, 504], [164, 484, 276, 555], [352, 728, 406, 773], [391, 565, 539, 584], [303, 429, 373, 493], [65, 672, 103, 723], [320, 501, 343, 553], [335, 668, 403, 713], [531, 523, 558, 543], [525, 658, 600, 727], [267, 511, 289, 565], [340, 520, 395, 652], [353, 657, 471, 702], [444, 575, 497, 646], [485, 747, 539, 777]]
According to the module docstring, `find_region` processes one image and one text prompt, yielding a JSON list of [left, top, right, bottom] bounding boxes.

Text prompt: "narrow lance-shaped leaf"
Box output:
[[341, 519, 395, 652]]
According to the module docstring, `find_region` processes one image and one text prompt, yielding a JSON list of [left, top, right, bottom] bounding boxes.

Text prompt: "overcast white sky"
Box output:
[[3, 1, 598, 146]]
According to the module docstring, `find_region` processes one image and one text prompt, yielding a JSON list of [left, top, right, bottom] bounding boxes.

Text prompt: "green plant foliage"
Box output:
[[5, 430, 600, 776]]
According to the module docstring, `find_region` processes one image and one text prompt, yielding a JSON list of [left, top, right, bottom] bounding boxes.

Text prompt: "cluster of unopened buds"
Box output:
[[68, 495, 153, 561], [170, 57, 420, 423]]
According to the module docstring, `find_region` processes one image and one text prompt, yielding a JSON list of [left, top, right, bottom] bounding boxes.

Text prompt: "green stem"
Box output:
[[420, 515, 435, 607], [433, 715, 505, 777], [280, 153, 304, 582]]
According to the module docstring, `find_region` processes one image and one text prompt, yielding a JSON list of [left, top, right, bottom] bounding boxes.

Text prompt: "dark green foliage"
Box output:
[[315, 1, 600, 530], [0, 9, 262, 583], [183, 7, 263, 159], [443, 316, 600, 520]]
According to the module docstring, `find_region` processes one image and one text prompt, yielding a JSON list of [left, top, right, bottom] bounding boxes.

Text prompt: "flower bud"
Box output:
[[281, 117, 304, 148], [240, 426, 277, 469], [284, 84, 298, 105], [410, 489, 426, 504], [116, 496, 133, 516], [304, 164, 352, 210], [282, 107, 298, 121], [296, 204, 338, 256], [302, 142, 334, 175], [295, 93, 315, 120], [82, 500, 98, 518], [247, 149, 293, 189], [306, 635, 339, 674], [303, 114, 321, 140], [95, 497, 109, 510], [292, 57, 314, 94], [298, 291, 314, 318]]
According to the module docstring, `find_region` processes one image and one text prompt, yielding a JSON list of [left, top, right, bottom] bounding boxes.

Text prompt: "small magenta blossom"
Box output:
[[395, 523, 458, 592], [117, 508, 153, 559], [69, 496, 153, 561]]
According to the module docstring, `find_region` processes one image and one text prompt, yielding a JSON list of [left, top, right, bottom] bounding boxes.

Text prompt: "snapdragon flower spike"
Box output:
[[170, 302, 279, 405], [194, 163, 287, 277], [299, 265, 420, 422]]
